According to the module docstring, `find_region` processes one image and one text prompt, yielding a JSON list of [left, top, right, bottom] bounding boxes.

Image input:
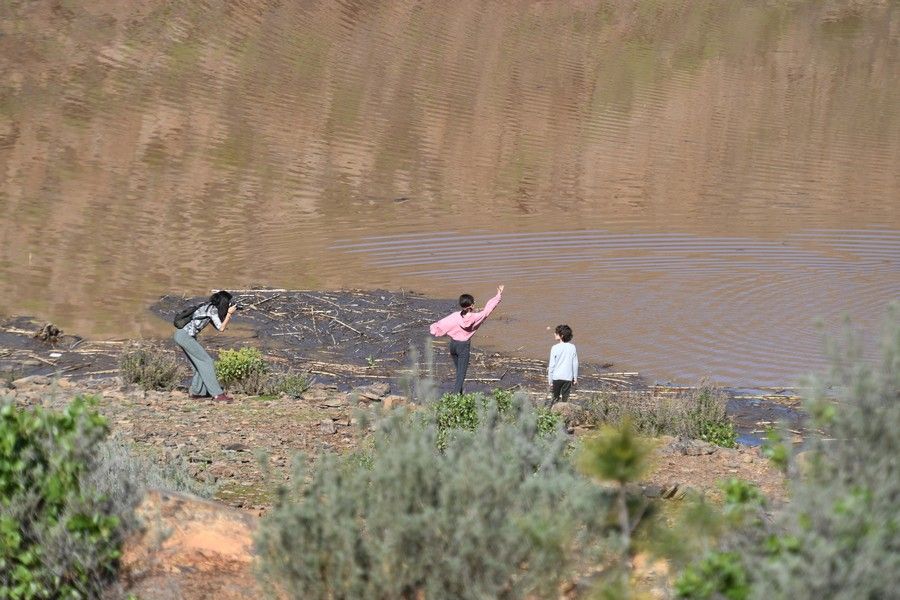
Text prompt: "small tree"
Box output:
[[577, 418, 656, 572]]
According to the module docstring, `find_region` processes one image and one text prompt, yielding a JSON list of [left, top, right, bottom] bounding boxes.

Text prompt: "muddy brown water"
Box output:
[[1, 1, 898, 388]]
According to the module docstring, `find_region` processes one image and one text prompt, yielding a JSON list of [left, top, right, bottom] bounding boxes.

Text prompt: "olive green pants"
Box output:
[[174, 329, 224, 397]]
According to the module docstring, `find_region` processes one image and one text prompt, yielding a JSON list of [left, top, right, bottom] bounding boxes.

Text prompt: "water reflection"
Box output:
[[0, 0, 897, 385]]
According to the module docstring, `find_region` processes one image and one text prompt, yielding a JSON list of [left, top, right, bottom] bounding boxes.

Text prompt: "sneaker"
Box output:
[[213, 394, 234, 403]]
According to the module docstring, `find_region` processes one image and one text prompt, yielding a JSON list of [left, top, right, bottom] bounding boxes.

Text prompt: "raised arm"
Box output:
[[461, 285, 504, 330]]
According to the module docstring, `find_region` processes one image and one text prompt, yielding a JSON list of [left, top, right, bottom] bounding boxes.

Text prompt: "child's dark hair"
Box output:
[[458, 293, 475, 316], [555, 324, 573, 343]]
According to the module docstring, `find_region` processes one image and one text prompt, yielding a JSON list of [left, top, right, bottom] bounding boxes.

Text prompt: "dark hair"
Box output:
[[209, 290, 233, 322], [555, 324, 573, 343], [458, 293, 475, 316]]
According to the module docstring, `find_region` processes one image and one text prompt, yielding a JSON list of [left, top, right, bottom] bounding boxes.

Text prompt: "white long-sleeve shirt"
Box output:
[[548, 341, 578, 384]]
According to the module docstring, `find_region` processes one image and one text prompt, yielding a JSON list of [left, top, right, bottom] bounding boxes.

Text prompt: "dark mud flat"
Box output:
[[151, 289, 641, 397], [0, 316, 122, 381]]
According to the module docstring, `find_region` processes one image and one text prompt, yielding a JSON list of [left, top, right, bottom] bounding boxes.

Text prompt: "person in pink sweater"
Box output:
[[430, 284, 504, 394]]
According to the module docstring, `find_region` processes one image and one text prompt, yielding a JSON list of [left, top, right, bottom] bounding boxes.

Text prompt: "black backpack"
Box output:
[[173, 303, 208, 329]]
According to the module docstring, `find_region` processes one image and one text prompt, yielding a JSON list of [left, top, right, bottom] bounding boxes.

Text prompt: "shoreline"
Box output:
[[2, 288, 805, 440]]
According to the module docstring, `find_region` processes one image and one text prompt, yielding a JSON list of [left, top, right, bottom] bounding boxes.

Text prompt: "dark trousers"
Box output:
[[449, 339, 471, 394], [552, 379, 572, 402]]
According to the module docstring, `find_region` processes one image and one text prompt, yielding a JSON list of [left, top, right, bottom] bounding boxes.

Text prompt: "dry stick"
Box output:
[[302, 292, 343, 311], [244, 294, 282, 311], [25, 353, 57, 367], [310, 370, 338, 377]]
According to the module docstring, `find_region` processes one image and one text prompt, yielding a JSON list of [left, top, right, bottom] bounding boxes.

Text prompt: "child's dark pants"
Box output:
[[552, 379, 572, 402], [449, 339, 471, 394]]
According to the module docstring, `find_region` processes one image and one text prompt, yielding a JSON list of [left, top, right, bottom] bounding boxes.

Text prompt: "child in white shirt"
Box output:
[[548, 324, 578, 403]]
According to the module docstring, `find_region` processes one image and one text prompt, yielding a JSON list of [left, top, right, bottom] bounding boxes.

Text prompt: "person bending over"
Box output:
[[174, 290, 237, 402]]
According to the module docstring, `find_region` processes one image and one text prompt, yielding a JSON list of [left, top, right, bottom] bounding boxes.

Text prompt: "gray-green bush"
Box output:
[[120, 343, 186, 390], [744, 305, 900, 599], [256, 398, 615, 599], [673, 304, 900, 599], [584, 384, 736, 447]]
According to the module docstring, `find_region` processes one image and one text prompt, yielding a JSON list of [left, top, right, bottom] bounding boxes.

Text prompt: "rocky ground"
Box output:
[[4, 373, 784, 599], [5, 372, 785, 512]]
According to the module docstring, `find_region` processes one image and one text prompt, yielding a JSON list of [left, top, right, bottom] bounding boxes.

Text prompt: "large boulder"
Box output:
[[120, 490, 260, 600]]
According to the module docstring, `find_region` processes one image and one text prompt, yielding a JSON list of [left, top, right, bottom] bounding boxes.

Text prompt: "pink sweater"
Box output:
[[430, 292, 502, 341]]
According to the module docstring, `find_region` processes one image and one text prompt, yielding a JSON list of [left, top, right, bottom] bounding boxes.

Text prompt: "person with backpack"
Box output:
[[173, 290, 237, 402]]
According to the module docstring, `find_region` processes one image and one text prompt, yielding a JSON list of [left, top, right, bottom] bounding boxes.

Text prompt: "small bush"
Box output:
[[266, 371, 311, 398], [215, 347, 269, 394], [120, 344, 186, 390], [741, 305, 900, 598], [257, 400, 614, 599], [0, 396, 130, 598], [0, 393, 215, 599], [536, 407, 562, 435], [433, 389, 518, 447], [675, 551, 750, 600], [89, 439, 217, 501], [584, 384, 736, 447]]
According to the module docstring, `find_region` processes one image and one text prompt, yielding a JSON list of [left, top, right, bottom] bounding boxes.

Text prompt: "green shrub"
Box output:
[[584, 384, 736, 447], [0, 396, 129, 598], [266, 371, 311, 398], [120, 344, 186, 390], [536, 407, 562, 435], [675, 551, 750, 600], [256, 400, 615, 599], [433, 389, 519, 447], [0, 394, 213, 599], [215, 347, 269, 394]]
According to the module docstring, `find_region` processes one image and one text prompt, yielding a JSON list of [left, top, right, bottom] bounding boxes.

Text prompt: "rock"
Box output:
[[208, 462, 236, 479], [120, 490, 260, 600], [354, 382, 390, 401], [663, 438, 718, 456], [320, 419, 338, 435], [11, 375, 51, 388], [321, 395, 349, 408], [661, 483, 681, 499], [642, 484, 663, 499], [382, 395, 407, 410], [223, 443, 250, 452], [302, 387, 330, 402], [56, 377, 74, 389], [33, 323, 61, 343], [550, 402, 584, 426]]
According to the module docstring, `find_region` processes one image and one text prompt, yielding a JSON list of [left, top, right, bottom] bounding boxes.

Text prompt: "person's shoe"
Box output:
[[213, 394, 234, 403]]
